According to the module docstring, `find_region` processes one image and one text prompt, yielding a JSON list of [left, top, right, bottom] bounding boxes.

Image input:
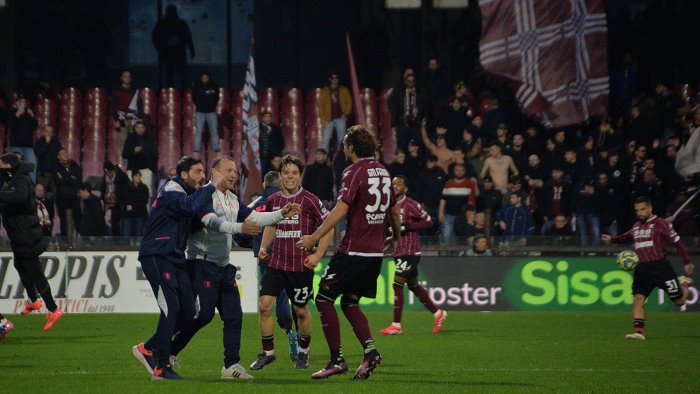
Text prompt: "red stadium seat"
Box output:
[[58, 87, 83, 163], [216, 88, 231, 155], [140, 87, 158, 126], [258, 88, 279, 123], [360, 88, 384, 160], [34, 92, 58, 141], [182, 87, 196, 156], [82, 88, 108, 180], [281, 88, 305, 160], [230, 89, 243, 171], [378, 87, 395, 163], [157, 88, 182, 179], [304, 88, 323, 163]]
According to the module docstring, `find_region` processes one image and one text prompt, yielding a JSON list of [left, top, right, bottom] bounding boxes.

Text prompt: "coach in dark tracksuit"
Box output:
[[0, 154, 63, 331], [132, 156, 219, 380]]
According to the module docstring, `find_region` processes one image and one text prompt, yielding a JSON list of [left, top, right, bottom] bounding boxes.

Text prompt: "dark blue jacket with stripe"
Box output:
[[138, 177, 215, 264]]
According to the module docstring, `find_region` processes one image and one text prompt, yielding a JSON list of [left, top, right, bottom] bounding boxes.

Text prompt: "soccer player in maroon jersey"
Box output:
[[250, 155, 333, 371], [297, 125, 402, 380], [379, 175, 447, 336], [602, 196, 695, 340]]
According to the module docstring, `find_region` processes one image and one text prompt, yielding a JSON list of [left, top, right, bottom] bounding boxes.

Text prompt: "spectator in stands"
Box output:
[[152, 4, 194, 89], [524, 126, 545, 156], [35, 183, 54, 237], [448, 147, 478, 182], [523, 154, 547, 229], [102, 161, 129, 236], [436, 96, 468, 148], [469, 115, 485, 141], [544, 213, 576, 246], [480, 142, 518, 193], [422, 57, 450, 120], [303, 148, 334, 204], [420, 119, 454, 174], [633, 168, 665, 211], [414, 155, 445, 236], [122, 171, 149, 237], [54, 148, 82, 236], [594, 172, 620, 236], [541, 167, 573, 232], [8, 94, 38, 183], [318, 72, 352, 154], [122, 120, 156, 201], [111, 68, 142, 152], [576, 180, 601, 246], [496, 191, 534, 239], [459, 128, 482, 159], [390, 72, 424, 151], [507, 133, 528, 173], [592, 115, 622, 161], [562, 147, 589, 187], [439, 163, 477, 246], [259, 112, 285, 177], [192, 71, 220, 153], [465, 234, 493, 257], [269, 154, 282, 173], [628, 144, 647, 186], [481, 98, 508, 142], [77, 182, 107, 237], [158, 167, 177, 192], [454, 204, 477, 238], [492, 123, 512, 151], [386, 149, 410, 179], [34, 124, 61, 194], [405, 140, 423, 189], [476, 176, 502, 215]]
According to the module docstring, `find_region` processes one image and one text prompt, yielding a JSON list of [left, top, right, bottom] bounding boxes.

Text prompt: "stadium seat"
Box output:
[[33, 91, 58, 141], [139, 87, 158, 126], [258, 88, 279, 122], [157, 88, 182, 179], [360, 88, 384, 160], [304, 88, 323, 163], [378, 87, 395, 163], [58, 87, 83, 162], [230, 89, 243, 171], [82, 88, 108, 180], [281, 88, 305, 160], [181, 87, 196, 156], [216, 87, 231, 155]]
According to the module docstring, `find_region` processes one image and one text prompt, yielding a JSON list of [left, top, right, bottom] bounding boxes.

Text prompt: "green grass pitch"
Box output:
[[1, 311, 698, 393]]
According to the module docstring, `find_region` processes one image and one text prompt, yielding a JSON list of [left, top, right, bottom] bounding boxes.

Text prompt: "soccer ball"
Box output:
[[617, 250, 639, 271]]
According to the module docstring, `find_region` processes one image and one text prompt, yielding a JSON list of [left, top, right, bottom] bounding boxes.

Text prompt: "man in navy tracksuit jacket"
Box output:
[[131, 156, 222, 380]]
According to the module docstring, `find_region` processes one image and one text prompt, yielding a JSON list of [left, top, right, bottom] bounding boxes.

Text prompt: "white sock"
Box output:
[[264, 350, 275, 356], [433, 310, 443, 317], [392, 322, 401, 328], [299, 347, 310, 354]]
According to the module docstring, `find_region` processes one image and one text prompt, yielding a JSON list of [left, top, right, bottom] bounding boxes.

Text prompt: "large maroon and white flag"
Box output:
[[479, 0, 609, 127], [241, 38, 260, 203]]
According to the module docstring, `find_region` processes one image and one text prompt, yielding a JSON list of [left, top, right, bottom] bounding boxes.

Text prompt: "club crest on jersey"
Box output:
[[163, 272, 172, 281], [203, 280, 213, 289]]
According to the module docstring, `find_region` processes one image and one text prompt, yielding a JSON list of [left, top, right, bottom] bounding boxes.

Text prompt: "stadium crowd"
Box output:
[[0, 63, 698, 251]]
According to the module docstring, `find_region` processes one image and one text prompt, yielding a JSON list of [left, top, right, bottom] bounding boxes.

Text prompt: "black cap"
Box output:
[[103, 161, 115, 171]]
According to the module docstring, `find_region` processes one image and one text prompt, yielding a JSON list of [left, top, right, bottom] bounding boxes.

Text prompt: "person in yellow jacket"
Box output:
[[318, 73, 352, 154]]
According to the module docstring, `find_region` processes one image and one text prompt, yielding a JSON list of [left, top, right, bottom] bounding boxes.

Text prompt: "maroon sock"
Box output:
[[315, 298, 342, 354], [261, 335, 274, 352], [341, 302, 374, 350], [633, 318, 645, 334], [409, 283, 438, 314], [393, 282, 405, 323], [299, 334, 311, 350]]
